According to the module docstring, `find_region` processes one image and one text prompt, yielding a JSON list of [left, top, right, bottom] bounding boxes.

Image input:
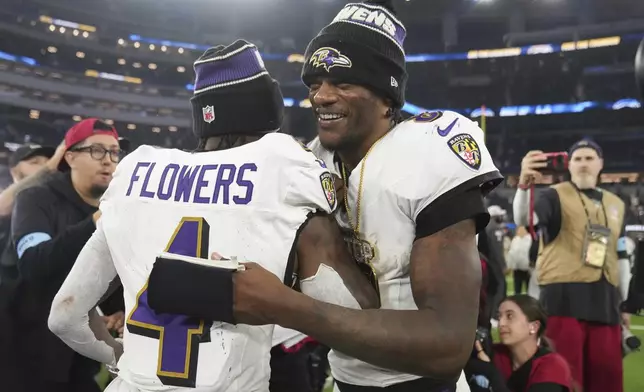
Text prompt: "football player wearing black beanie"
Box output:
[[196, 1, 503, 392]]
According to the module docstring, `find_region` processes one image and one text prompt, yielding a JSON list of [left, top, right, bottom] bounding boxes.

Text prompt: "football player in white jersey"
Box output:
[[175, 2, 504, 392], [48, 40, 377, 392]]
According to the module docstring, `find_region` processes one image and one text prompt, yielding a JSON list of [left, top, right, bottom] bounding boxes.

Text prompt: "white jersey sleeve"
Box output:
[[387, 111, 503, 231], [281, 137, 338, 214], [48, 219, 119, 366]]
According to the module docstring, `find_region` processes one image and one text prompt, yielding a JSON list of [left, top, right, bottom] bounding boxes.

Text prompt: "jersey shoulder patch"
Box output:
[[445, 133, 482, 171], [319, 171, 337, 210], [396, 111, 485, 172]]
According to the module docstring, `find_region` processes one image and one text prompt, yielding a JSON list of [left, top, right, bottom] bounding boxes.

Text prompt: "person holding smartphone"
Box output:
[[512, 139, 635, 392]]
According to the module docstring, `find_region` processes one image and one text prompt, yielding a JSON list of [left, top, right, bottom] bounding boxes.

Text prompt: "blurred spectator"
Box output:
[[0, 144, 59, 309], [1, 119, 125, 392], [465, 295, 574, 392], [270, 327, 315, 392], [507, 226, 532, 295], [479, 205, 508, 319], [513, 139, 636, 392], [0, 143, 59, 388]]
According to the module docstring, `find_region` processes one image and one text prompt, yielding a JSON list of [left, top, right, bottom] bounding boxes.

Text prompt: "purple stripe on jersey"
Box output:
[[194, 47, 265, 91]]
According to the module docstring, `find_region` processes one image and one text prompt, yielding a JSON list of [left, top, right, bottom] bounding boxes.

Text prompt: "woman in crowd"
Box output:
[[466, 295, 574, 392]]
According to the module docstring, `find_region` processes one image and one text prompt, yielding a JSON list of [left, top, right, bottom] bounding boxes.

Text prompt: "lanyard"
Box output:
[[572, 183, 608, 227]]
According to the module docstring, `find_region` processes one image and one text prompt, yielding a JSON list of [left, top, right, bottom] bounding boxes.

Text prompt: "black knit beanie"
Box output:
[[190, 40, 284, 139], [302, 0, 408, 108]]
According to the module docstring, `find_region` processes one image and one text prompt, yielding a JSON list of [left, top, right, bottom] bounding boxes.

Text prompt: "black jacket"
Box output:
[[5, 172, 122, 383]]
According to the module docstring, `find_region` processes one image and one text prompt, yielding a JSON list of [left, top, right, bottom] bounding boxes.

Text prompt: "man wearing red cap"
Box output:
[[5, 118, 126, 392]]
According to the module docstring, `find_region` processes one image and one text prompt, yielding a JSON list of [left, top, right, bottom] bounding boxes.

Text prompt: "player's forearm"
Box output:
[[276, 292, 469, 379]]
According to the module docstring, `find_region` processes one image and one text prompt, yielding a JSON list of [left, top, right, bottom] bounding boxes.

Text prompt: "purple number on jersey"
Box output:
[[126, 217, 211, 388]]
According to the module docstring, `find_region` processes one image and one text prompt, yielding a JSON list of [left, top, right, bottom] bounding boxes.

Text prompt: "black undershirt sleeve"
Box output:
[[415, 186, 489, 240], [534, 188, 562, 245]]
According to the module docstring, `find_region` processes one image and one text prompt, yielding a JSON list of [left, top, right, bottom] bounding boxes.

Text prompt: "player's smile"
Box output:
[[316, 108, 348, 130]]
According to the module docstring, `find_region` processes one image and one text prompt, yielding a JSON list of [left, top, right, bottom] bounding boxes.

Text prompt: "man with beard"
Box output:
[[160, 1, 503, 391], [6, 118, 125, 392], [513, 139, 635, 392]]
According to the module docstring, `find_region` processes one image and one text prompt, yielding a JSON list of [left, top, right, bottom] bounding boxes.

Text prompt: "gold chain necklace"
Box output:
[[340, 137, 384, 234]]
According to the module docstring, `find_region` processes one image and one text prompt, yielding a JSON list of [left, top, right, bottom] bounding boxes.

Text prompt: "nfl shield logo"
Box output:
[[202, 106, 215, 123]]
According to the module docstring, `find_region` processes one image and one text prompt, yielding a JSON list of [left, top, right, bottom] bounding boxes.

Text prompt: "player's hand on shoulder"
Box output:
[[209, 252, 289, 326], [232, 262, 288, 325]]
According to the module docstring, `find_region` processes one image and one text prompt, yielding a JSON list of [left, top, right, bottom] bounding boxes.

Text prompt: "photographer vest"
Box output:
[[537, 182, 624, 286]]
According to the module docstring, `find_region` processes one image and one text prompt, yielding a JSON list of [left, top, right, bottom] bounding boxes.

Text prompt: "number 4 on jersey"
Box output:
[[126, 217, 211, 388]]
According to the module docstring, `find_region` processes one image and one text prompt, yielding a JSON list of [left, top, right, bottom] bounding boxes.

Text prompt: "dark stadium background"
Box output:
[[0, 0, 643, 389]]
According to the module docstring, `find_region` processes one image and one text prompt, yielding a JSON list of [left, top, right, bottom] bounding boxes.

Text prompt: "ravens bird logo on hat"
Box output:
[[309, 47, 353, 72]]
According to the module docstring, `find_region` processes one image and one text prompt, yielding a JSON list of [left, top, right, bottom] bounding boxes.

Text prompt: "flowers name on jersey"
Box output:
[[202, 105, 215, 123], [448, 133, 482, 170], [320, 172, 337, 210]]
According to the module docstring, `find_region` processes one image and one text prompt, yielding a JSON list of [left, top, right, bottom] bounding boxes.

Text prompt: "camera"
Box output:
[[475, 327, 492, 357], [539, 152, 569, 173]]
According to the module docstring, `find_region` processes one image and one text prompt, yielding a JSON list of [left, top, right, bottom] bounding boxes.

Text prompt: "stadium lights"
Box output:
[[133, 62, 141, 68], [73, 29, 79, 36], [168, 126, 178, 132], [118, 38, 125, 45], [127, 124, 136, 130], [59, 27, 66, 33], [117, 58, 126, 65], [72, 115, 82, 121], [152, 127, 161, 133], [134, 42, 140, 48], [47, 46, 58, 53], [48, 25, 55, 32], [177, 66, 185, 73], [149, 44, 155, 50], [105, 119, 114, 125], [82, 31, 89, 38], [178, 48, 184, 54], [29, 109, 40, 119], [76, 51, 85, 58], [148, 63, 157, 70], [161, 45, 167, 52]]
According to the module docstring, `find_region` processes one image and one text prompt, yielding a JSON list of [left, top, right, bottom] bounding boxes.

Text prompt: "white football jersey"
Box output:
[[272, 326, 308, 349], [99, 133, 337, 392], [309, 111, 502, 388]]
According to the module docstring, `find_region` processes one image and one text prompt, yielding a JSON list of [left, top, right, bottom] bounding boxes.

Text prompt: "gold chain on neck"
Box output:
[[341, 136, 385, 234]]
